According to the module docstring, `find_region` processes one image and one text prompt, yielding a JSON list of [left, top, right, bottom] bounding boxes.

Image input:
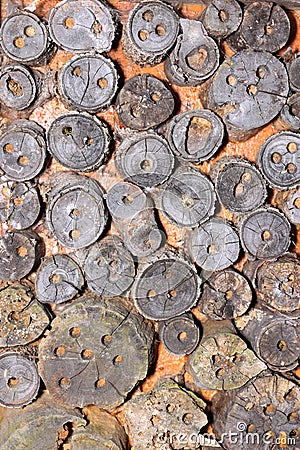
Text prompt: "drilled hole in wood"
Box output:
[[13, 196, 24, 206], [218, 9, 228, 22], [262, 230, 272, 241], [138, 30, 148, 41], [208, 244, 217, 254], [257, 66, 266, 79], [70, 327, 81, 338], [147, 289, 156, 298], [182, 194, 194, 208], [50, 273, 61, 283], [234, 183, 244, 197], [62, 126, 73, 135], [265, 24, 273, 35], [113, 355, 123, 365], [247, 84, 258, 96], [290, 429, 300, 438], [293, 197, 300, 209], [165, 269, 173, 279], [216, 368, 226, 379], [142, 10, 153, 21], [95, 378, 106, 388], [98, 78, 107, 89], [84, 137, 93, 146], [8, 310, 20, 323], [64, 17, 75, 28], [166, 403, 175, 413], [226, 74, 237, 86], [72, 67, 81, 77], [286, 163, 297, 174], [102, 334, 112, 345], [242, 172, 252, 183], [271, 152, 282, 163], [69, 229, 81, 240], [287, 142, 297, 153], [59, 377, 71, 389], [140, 159, 152, 170], [150, 92, 161, 102], [178, 331, 187, 342], [18, 155, 29, 166], [155, 24, 166, 36], [81, 348, 94, 360], [7, 377, 19, 388], [7, 79, 23, 97], [225, 290, 233, 300], [4, 143, 14, 153], [122, 194, 134, 205], [54, 346, 65, 357], [264, 404, 275, 415], [182, 413, 193, 425], [70, 208, 80, 218], [13, 36, 25, 48], [277, 340, 287, 351], [168, 289, 177, 298], [24, 25, 35, 37], [17, 246, 28, 257], [92, 20, 102, 34], [247, 424, 256, 433], [288, 412, 298, 421]]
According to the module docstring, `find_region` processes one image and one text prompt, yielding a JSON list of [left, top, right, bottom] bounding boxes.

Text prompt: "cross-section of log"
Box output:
[[132, 248, 201, 320], [255, 254, 300, 317], [235, 308, 299, 372], [212, 373, 300, 450], [164, 19, 219, 86], [0, 352, 40, 407], [49, 0, 116, 54], [275, 187, 300, 225], [116, 74, 175, 130], [155, 166, 216, 228], [107, 181, 165, 258], [38, 295, 154, 410], [0, 181, 40, 230], [123, 379, 207, 450], [226, 2, 290, 53], [36, 254, 84, 304], [158, 313, 200, 356], [276, 93, 300, 132], [215, 158, 267, 214], [0, 392, 85, 448], [257, 131, 300, 189], [202, 50, 289, 141], [115, 132, 174, 188], [198, 269, 253, 320], [188, 320, 266, 390], [0, 65, 37, 112], [76, 235, 135, 297], [200, 0, 242, 40], [239, 207, 291, 260], [185, 218, 240, 272], [0, 230, 42, 280], [0, 119, 46, 182], [58, 54, 118, 113], [47, 112, 111, 172], [166, 109, 224, 163], [72, 406, 128, 449], [122, 0, 179, 67], [0, 283, 50, 347], [46, 172, 107, 249]]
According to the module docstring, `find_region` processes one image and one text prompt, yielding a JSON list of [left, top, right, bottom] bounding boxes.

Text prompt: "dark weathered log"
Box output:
[[115, 132, 174, 188], [158, 312, 200, 356], [185, 218, 240, 272], [275, 94, 300, 132], [275, 187, 300, 225], [0, 282, 50, 346], [36, 254, 84, 304], [58, 54, 118, 113], [200, 0, 242, 40], [123, 379, 208, 450], [155, 166, 216, 228], [202, 50, 289, 141], [188, 319, 266, 390], [0, 119, 46, 182], [198, 269, 253, 320], [235, 308, 299, 372], [116, 74, 175, 130], [122, 0, 179, 67], [212, 372, 300, 450], [0, 352, 40, 407], [38, 295, 154, 410], [164, 18, 219, 86], [49, 0, 116, 53], [0, 181, 40, 230], [47, 112, 111, 172], [132, 248, 201, 320], [166, 109, 224, 163]]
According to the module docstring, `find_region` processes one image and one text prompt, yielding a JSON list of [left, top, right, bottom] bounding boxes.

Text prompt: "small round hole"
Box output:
[[62, 126, 72, 135], [138, 30, 148, 41], [54, 346, 65, 357], [225, 290, 233, 300], [247, 424, 256, 433], [72, 67, 81, 77], [113, 355, 123, 365], [95, 378, 106, 388], [271, 152, 282, 164], [84, 137, 93, 146], [208, 244, 217, 254], [216, 368, 226, 379], [165, 270, 173, 279], [264, 404, 275, 415], [287, 142, 297, 153], [140, 159, 152, 170], [98, 78, 107, 89], [247, 84, 258, 96], [24, 25, 35, 37], [18, 156, 29, 166], [64, 17, 75, 29], [242, 172, 252, 183], [155, 24, 166, 36], [4, 143, 14, 153], [168, 289, 177, 298], [182, 194, 194, 208], [265, 24, 273, 35], [147, 289, 156, 298], [13, 36, 25, 48], [122, 194, 133, 205], [59, 377, 71, 389], [182, 413, 193, 425], [290, 429, 300, 438], [178, 331, 187, 342], [81, 348, 94, 360], [70, 327, 81, 338], [70, 208, 80, 218], [226, 74, 237, 86], [288, 412, 298, 421], [293, 197, 300, 209], [91, 20, 102, 34], [8, 311, 20, 323], [17, 246, 27, 257], [102, 334, 112, 345], [277, 340, 287, 351], [7, 377, 19, 388], [13, 197, 23, 207], [7, 79, 23, 97], [257, 66, 266, 79], [166, 404, 175, 413], [286, 163, 297, 174], [262, 230, 272, 241], [142, 10, 153, 21], [150, 92, 161, 102], [219, 9, 228, 22], [50, 273, 61, 284], [69, 229, 81, 240]]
